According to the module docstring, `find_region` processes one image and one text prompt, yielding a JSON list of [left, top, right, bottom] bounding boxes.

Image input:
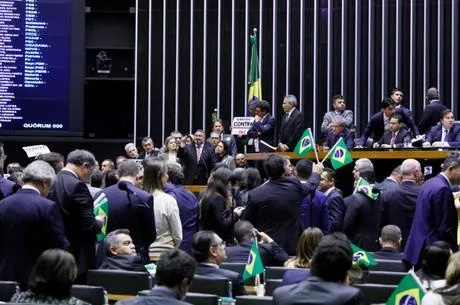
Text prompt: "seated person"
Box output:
[[372, 225, 403, 260], [424, 109, 460, 147], [99, 229, 147, 272], [225, 221, 289, 266], [192, 230, 247, 296], [320, 95, 354, 136], [273, 233, 364, 305], [416, 241, 452, 290], [373, 114, 410, 148], [118, 249, 196, 305], [322, 116, 354, 151]]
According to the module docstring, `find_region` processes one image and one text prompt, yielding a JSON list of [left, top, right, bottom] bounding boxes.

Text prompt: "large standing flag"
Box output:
[[94, 193, 109, 242], [242, 237, 264, 281], [328, 138, 353, 169], [386, 272, 426, 305], [294, 128, 315, 157], [351, 244, 377, 268], [248, 29, 262, 112], [353, 177, 379, 200]]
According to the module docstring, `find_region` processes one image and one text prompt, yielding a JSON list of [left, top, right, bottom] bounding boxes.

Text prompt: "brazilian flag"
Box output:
[[294, 128, 315, 157], [242, 237, 264, 280], [386, 273, 426, 305], [351, 244, 377, 267], [94, 193, 109, 242], [329, 137, 353, 170], [248, 31, 262, 112], [353, 177, 379, 200]]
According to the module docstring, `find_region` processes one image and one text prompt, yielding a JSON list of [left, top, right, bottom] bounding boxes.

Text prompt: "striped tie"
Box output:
[[196, 145, 202, 163]]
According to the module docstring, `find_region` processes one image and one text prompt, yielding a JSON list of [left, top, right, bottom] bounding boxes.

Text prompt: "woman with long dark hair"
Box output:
[[214, 140, 235, 170]]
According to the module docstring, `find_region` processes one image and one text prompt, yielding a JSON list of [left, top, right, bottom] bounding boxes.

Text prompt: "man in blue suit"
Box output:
[[247, 100, 276, 152], [0, 161, 69, 289], [373, 114, 411, 148], [424, 109, 460, 147], [390, 88, 413, 120], [318, 168, 346, 232], [419, 87, 447, 135], [277, 95, 305, 152], [95, 160, 156, 263], [404, 152, 460, 268], [0, 142, 16, 199]]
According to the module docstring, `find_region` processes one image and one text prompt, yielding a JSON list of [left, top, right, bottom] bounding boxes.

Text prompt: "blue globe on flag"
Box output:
[[399, 294, 418, 305], [334, 148, 344, 158], [302, 137, 311, 147]]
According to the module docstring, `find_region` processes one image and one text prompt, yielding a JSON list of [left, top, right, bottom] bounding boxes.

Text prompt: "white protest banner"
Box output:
[[231, 117, 254, 136], [22, 145, 51, 158]]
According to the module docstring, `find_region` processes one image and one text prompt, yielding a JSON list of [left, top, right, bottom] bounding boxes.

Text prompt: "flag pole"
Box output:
[[309, 128, 320, 163], [320, 137, 343, 164]]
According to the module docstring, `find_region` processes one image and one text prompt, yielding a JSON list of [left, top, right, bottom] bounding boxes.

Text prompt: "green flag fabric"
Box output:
[[242, 237, 264, 281], [248, 33, 261, 112], [386, 273, 425, 305], [94, 193, 109, 242], [351, 244, 377, 267], [353, 177, 379, 200], [294, 128, 315, 157], [329, 137, 353, 170]]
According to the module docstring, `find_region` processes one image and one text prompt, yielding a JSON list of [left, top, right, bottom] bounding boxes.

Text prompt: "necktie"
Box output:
[[442, 129, 448, 142], [284, 114, 290, 123], [390, 132, 396, 146], [196, 145, 202, 163]]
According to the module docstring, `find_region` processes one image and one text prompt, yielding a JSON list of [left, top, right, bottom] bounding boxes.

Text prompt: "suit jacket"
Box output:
[[199, 193, 237, 243], [343, 192, 381, 251], [380, 180, 420, 248], [273, 276, 364, 305], [378, 177, 399, 192], [323, 129, 355, 150], [418, 100, 448, 135], [117, 287, 191, 305], [95, 181, 156, 262], [0, 176, 16, 199], [49, 170, 102, 274], [225, 240, 289, 266], [247, 114, 276, 152], [244, 175, 320, 255], [300, 189, 330, 234], [99, 255, 147, 272], [426, 124, 460, 147], [326, 188, 346, 232], [278, 108, 305, 151], [164, 183, 199, 254], [403, 174, 458, 266], [377, 128, 410, 146], [0, 189, 69, 288], [320, 110, 354, 135], [360, 109, 418, 146], [138, 149, 160, 160], [397, 105, 413, 120], [195, 264, 247, 297], [281, 269, 311, 286], [177, 142, 215, 185], [372, 247, 403, 260]]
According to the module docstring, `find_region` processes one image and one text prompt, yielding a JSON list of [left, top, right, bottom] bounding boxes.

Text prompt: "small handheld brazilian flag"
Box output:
[[353, 177, 379, 200], [294, 128, 314, 157], [94, 193, 109, 242], [386, 272, 426, 305], [242, 237, 264, 280], [329, 138, 353, 170], [351, 244, 377, 267]]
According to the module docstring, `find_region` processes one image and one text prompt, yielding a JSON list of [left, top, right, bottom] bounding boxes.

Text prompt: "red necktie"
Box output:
[[390, 132, 396, 145]]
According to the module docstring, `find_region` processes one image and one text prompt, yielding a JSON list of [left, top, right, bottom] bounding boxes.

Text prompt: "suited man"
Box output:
[[373, 225, 404, 260], [425, 109, 460, 147], [138, 137, 160, 159], [193, 231, 247, 296], [0, 161, 69, 288], [378, 165, 401, 192], [404, 152, 460, 267], [278, 94, 304, 152], [94, 160, 156, 262], [419, 87, 448, 135], [118, 249, 196, 305], [318, 168, 346, 232], [49, 149, 103, 282], [373, 114, 411, 148], [359, 98, 418, 147], [244, 154, 323, 255], [380, 159, 422, 248], [177, 129, 216, 185], [273, 233, 364, 305], [322, 116, 355, 150], [0, 142, 16, 199], [99, 229, 147, 272], [390, 88, 413, 120], [225, 221, 289, 266], [247, 100, 276, 152], [320, 94, 354, 135]]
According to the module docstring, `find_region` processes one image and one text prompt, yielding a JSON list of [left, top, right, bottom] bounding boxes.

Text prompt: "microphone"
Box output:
[[118, 181, 151, 209]]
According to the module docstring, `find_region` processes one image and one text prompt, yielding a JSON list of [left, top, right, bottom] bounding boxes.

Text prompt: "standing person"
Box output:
[[49, 149, 103, 282], [390, 88, 412, 120], [404, 152, 460, 268], [419, 87, 448, 135], [139, 137, 160, 159], [211, 119, 238, 156], [0, 142, 16, 199], [0, 161, 69, 289], [214, 141, 235, 170], [318, 168, 346, 232], [278, 95, 304, 152], [320, 95, 354, 136], [247, 100, 276, 152], [160, 136, 181, 164]]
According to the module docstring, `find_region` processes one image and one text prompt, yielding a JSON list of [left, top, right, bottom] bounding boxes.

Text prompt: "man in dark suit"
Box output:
[[0, 142, 16, 199], [193, 230, 247, 296], [404, 152, 460, 268], [138, 137, 160, 159], [277, 94, 304, 152], [373, 114, 411, 148], [390, 88, 413, 120], [380, 159, 422, 248], [424, 109, 460, 147], [95, 160, 156, 263], [322, 116, 355, 150], [247, 100, 276, 152], [117, 249, 196, 305], [359, 98, 418, 147], [244, 154, 323, 255], [99, 229, 147, 272], [273, 233, 364, 305], [225, 221, 289, 266], [0, 161, 69, 289], [177, 129, 216, 185], [373, 225, 403, 260], [378, 165, 401, 192], [49, 149, 103, 282], [419, 87, 448, 135], [318, 168, 346, 232]]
